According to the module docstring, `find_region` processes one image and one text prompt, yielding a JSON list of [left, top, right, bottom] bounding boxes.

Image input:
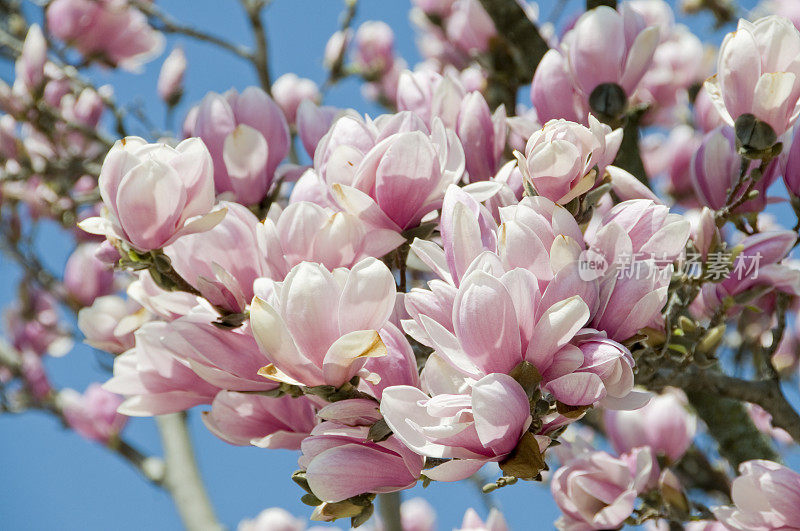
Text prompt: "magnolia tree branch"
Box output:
[[131, 0, 252, 61], [242, 0, 273, 93], [378, 492, 402, 531], [477, 0, 549, 111], [156, 413, 223, 531], [647, 367, 798, 461]]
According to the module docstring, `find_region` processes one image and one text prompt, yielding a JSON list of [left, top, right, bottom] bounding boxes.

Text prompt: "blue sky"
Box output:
[[0, 0, 786, 530]]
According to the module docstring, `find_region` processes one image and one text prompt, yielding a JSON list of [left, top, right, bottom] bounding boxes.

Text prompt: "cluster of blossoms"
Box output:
[[4, 0, 800, 529]]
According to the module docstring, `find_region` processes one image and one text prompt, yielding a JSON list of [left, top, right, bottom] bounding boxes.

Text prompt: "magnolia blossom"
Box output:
[[79, 137, 224, 252], [705, 16, 800, 139], [166, 201, 267, 313], [103, 322, 221, 416], [46, 0, 165, 70], [15, 25, 46, 92], [445, 0, 496, 54], [63, 243, 115, 306], [250, 258, 398, 388], [77, 295, 146, 354], [532, 5, 659, 122], [603, 390, 696, 462], [186, 87, 290, 204], [456, 508, 509, 531], [58, 384, 127, 444], [713, 460, 800, 530], [237, 508, 305, 531], [259, 201, 404, 279], [552, 447, 658, 530], [381, 373, 533, 481], [457, 91, 507, 182], [203, 391, 317, 449], [516, 116, 622, 204], [782, 121, 800, 196], [353, 21, 395, 75], [300, 421, 424, 503], [692, 126, 779, 211], [308, 112, 464, 233], [270, 74, 320, 126], [157, 48, 187, 105]]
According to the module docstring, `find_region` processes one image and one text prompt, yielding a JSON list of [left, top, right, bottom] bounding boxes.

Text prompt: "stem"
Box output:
[[156, 413, 222, 531], [378, 492, 402, 531], [243, 0, 272, 93], [132, 0, 252, 61]]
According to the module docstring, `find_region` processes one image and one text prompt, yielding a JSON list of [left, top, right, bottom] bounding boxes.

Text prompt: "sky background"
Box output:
[[1, 0, 793, 530]]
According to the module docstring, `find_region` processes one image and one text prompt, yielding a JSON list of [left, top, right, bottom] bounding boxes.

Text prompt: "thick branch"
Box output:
[[156, 413, 222, 531], [243, 0, 272, 93], [647, 367, 798, 464], [587, 0, 617, 8], [378, 492, 402, 531], [477, 0, 549, 110], [611, 113, 649, 186]]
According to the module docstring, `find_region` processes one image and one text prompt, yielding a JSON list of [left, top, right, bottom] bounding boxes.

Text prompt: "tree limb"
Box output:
[[477, 0, 550, 111], [378, 492, 402, 531], [157, 413, 223, 531]]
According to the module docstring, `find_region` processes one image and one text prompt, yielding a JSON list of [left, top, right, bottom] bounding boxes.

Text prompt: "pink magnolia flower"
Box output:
[[552, 447, 658, 530], [20, 351, 51, 400], [202, 391, 316, 449], [58, 383, 128, 444], [603, 390, 696, 462], [249, 258, 397, 389], [705, 16, 800, 138], [516, 116, 622, 204], [584, 199, 689, 341], [380, 373, 533, 481], [159, 312, 278, 393], [15, 25, 47, 92], [259, 201, 404, 280], [299, 421, 424, 502], [396, 69, 461, 128], [641, 125, 701, 204], [271, 74, 320, 125], [445, 0, 497, 54], [400, 498, 436, 531], [104, 321, 220, 416], [694, 85, 727, 133], [534, 5, 658, 123], [531, 49, 588, 124], [746, 403, 793, 445], [412, 0, 456, 17], [319, 113, 464, 233], [767, 1, 800, 30], [695, 230, 800, 317], [5, 288, 72, 357], [63, 243, 115, 307], [237, 508, 305, 531], [692, 126, 779, 211], [78, 295, 147, 354], [79, 137, 224, 252], [187, 87, 290, 204], [457, 91, 507, 182], [782, 121, 800, 196], [157, 48, 187, 105], [353, 21, 395, 75], [166, 202, 267, 313], [127, 271, 198, 322], [46, 0, 165, 71], [456, 508, 509, 531], [713, 460, 800, 530], [295, 101, 342, 159]]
